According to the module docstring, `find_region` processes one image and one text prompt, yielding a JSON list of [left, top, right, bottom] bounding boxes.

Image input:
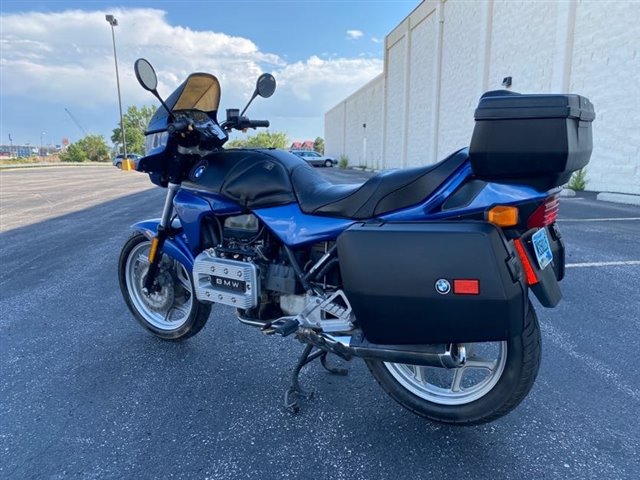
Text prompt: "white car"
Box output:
[[289, 150, 337, 167]]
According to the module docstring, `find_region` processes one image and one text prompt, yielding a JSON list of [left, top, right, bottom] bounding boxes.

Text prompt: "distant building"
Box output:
[[290, 140, 315, 151], [325, 0, 640, 195], [0, 144, 58, 158]]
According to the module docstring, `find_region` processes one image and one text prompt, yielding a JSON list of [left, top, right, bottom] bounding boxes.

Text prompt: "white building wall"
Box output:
[[489, 1, 559, 93], [325, 74, 384, 169], [325, 0, 640, 195], [569, 0, 640, 194], [324, 102, 345, 160], [384, 35, 407, 169], [436, 0, 486, 160], [406, 7, 438, 167]]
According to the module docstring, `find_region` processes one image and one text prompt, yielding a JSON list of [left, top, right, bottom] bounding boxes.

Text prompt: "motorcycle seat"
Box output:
[[291, 150, 468, 219]]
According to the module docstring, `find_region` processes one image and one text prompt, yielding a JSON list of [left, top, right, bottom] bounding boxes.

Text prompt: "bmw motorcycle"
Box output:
[[118, 58, 594, 425]]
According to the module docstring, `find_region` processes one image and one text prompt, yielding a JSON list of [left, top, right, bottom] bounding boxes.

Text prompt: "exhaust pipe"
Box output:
[[322, 332, 466, 369], [349, 338, 466, 369]]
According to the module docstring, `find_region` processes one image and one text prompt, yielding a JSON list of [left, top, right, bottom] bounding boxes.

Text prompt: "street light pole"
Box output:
[[40, 131, 46, 160], [105, 14, 127, 158]]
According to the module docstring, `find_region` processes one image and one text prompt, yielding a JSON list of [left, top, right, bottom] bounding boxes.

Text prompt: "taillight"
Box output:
[[513, 239, 539, 285], [527, 195, 559, 228]]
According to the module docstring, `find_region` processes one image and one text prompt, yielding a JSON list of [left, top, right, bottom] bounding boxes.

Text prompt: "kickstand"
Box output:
[[320, 352, 349, 376], [284, 343, 324, 414]]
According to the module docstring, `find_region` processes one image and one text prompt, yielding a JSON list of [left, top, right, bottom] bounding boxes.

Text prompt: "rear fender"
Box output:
[[131, 219, 195, 270], [515, 227, 562, 308]]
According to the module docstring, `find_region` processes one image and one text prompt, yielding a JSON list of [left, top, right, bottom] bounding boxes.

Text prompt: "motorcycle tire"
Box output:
[[365, 303, 541, 425], [118, 232, 211, 341]]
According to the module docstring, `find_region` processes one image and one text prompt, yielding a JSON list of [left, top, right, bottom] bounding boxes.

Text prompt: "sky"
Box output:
[[0, 0, 420, 149]]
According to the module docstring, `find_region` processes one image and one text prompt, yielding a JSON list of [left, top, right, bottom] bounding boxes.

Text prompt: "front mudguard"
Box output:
[[131, 219, 195, 270]]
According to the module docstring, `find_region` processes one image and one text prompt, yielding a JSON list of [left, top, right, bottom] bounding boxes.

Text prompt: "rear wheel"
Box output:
[[324, 159, 333, 167], [366, 304, 541, 425], [118, 233, 211, 340]]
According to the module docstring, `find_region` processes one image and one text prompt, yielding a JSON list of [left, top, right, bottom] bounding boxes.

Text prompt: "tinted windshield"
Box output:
[[172, 74, 221, 112], [147, 73, 221, 132]]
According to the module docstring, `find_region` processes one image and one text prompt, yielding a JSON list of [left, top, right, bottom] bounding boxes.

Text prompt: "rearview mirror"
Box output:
[[133, 58, 176, 122], [134, 58, 158, 92], [240, 73, 277, 117], [256, 73, 276, 98]]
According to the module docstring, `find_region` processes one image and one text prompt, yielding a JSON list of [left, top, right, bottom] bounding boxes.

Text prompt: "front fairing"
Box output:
[[145, 73, 222, 156]]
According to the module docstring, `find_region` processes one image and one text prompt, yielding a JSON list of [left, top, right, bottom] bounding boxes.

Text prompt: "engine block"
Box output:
[[192, 250, 259, 309]]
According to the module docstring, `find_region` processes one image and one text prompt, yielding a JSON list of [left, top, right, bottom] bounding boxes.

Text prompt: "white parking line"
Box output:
[[558, 217, 640, 222], [540, 320, 640, 402], [566, 260, 640, 268]]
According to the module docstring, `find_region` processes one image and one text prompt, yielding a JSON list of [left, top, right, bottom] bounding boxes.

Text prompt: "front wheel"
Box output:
[[366, 304, 541, 425], [118, 232, 211, 340]]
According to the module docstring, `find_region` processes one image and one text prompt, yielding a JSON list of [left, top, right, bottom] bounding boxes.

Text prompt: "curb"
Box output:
[[0, 162, 112, 170], [559, 188, 576, 197], [596, 192, 640, 206]]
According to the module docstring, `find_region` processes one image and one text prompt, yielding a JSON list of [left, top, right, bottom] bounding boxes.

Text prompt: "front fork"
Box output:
[[142, 182, 181, 294]]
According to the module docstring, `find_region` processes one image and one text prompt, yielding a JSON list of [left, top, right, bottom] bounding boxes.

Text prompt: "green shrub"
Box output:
[[60, 143, 88, 162], [225, 131, 288, 149], [568, 168, 587, 191], [338, 155, 349, 169]]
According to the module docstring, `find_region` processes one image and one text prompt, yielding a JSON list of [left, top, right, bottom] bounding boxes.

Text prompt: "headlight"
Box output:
[[144, 131, 169, 156]]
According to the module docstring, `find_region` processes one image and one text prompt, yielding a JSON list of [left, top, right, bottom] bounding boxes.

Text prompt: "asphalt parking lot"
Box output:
[[1, 166, 639, 479]]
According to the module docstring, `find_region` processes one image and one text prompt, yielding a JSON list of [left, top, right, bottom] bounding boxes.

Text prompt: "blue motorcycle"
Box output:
[[118, 58, 594, 424]]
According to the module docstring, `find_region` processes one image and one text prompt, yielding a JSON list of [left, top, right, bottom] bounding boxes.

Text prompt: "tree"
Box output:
[[60, 135, 110, 163], [60, 143, 87, 163], [111, 105, 157, 155], [313, 137, 325, 154], [226, 131, 288, 149]]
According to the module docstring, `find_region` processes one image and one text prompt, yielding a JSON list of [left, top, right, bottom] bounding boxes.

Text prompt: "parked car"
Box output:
[[113, 153, 142, 168], [289, 150, 337, 167]]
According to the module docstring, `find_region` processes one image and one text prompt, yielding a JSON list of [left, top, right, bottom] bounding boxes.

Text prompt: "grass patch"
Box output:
[[567, 168, 587, 191], [0, 156, 40, 166]]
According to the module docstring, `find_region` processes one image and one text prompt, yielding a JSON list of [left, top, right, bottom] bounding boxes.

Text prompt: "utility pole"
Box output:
[[106, 14, 127, 158]]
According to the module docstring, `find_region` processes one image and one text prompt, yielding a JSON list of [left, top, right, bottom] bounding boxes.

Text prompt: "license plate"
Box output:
[[532, 228, 553, 270]]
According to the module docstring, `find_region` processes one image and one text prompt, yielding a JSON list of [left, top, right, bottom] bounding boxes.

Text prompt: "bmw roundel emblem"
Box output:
[[435, 279, 451, 295]]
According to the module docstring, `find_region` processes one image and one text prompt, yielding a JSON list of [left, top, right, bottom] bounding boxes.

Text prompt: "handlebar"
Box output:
[[221, 116, 270, 131]]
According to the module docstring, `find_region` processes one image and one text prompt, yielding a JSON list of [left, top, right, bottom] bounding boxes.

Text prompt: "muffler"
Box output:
[[347, 336, 466, 369], [317, 331, 466, 369]]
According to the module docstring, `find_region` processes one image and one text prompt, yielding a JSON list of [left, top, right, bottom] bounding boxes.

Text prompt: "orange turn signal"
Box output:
[[487, 205, 519, 227]]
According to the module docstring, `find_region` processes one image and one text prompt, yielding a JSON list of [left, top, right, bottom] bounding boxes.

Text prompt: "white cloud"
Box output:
[[371, 36, 383, 44], [346, 29, 364, 40], [0, 9, 382, 141]]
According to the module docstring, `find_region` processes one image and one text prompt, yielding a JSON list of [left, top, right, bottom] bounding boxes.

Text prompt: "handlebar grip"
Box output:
[[249, 120, 270, 128]]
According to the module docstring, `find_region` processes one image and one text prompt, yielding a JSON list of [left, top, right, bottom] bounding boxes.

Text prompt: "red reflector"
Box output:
[[513, 239, 539, 285], [453, 279, 480, 295], [528, 195, 560, 228]]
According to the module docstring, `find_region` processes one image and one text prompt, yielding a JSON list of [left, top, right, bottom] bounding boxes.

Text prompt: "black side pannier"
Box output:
[[469, 91, 595, 190], [337, 222, 527, 345]]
